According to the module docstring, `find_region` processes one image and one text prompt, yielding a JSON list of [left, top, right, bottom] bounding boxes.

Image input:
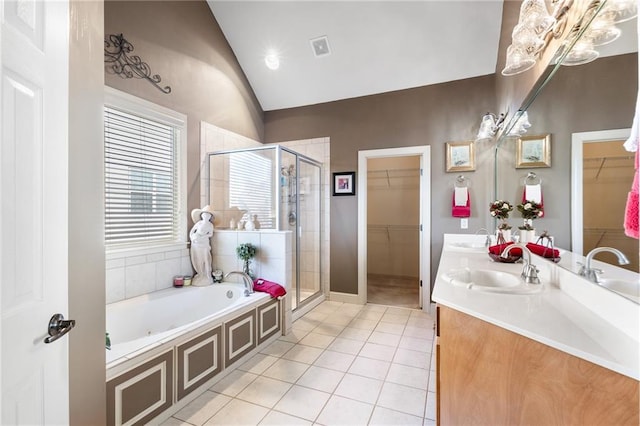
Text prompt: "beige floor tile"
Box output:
[[316, 395, 374, 426], [399, 335, 431, 353], [159, 417, 192, 426], [377, 382, 427, 417], [259, 410, 313, 425], [380, 313, 409, 325], [393, 348, 430, 370], [348, 357, 390, 380], [385, 307, 413, 317], [260, 340, 296, 357], [237, 353, 279, 374], [173, 391, 231, 426], [348, 318, 379, 331], [313, 322, 345, 337], [204, 399, 269, 426], [311, 303, 342, 315], [304, 311, 329, 323], [358, 342, 396, 362], [299, 332, 335, 349], [425, 391, 437, 420], [209, 369, 258, 397], [327, 337, 365, 355], [262, 358, 310, 383], [374, 321, 406, 335], [386, 363, 429, 390], [369, 406, 424, 426], [296, 365, 345, 393], [323, 314, 354, 326], [293, 317, 320, 331], [340, 304, 364, 317], [313, 350, 356, 372], [404, 325, 434, 340], [281, 344, 324, 364], [424, 418, 437, 426], [368, 331, 401, 347], [406, 316, 434, 329], [273, 385, 331, 421], [235, 376, 292, 408], [334, 373, 383, 404], [362, 304, 388, 312], [279, 327, 310, 343], [339, 327, 372, 341], [357, 310, 385, 321]]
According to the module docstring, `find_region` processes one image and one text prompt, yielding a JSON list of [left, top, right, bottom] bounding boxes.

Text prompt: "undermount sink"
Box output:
[[441, 268, 544, 294], [599, 278, 640, 302], [447, 242, 487, 251]]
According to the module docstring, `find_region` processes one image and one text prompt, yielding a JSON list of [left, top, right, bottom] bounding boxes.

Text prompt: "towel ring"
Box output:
[[523, 172, 542, 185], [455, 175, 469, 188]]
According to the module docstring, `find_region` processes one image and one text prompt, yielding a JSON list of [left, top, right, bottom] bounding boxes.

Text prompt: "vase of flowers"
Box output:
[[490, 200, 514, 243], [236, 243, 257, 279], [517, 200, 543, 243]]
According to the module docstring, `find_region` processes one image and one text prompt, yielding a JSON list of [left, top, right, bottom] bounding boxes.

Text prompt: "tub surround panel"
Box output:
[[176, 326, 222, 401], [224, 309, 257, 367], [257, 298, 280, 344], [107, 350, 173, 426]]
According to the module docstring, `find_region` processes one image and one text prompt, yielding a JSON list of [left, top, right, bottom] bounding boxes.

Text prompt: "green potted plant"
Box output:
[[236, 243, 257, 278]]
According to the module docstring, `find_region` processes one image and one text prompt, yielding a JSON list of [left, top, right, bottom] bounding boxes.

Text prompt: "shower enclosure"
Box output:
[[207, 146, 322, 311]]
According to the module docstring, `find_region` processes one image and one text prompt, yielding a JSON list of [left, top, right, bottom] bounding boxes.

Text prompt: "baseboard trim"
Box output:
[[329, 291, 365, 305]]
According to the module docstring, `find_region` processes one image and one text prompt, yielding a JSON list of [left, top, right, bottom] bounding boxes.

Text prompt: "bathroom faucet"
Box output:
[[224, 271, 255, 296], [501, 243, 540, 284], [475, 228, 491, 247], [578, 247, 630, 284]]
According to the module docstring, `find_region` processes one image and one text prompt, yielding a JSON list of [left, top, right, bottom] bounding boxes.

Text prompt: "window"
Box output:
[[228, 150, 274, 229], [104, 88, 186, 248]]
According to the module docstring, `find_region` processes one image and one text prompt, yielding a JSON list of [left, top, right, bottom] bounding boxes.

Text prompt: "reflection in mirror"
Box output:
[[494, 4, 638, 303]]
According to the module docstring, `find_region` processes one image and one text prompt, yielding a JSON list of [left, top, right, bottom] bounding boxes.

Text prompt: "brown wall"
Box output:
[[265, 76, 497, 294], [104, 0, 264, 216]]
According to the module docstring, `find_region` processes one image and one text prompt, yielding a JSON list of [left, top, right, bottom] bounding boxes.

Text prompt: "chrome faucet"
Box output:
[[475, 228, 491, 247], [579, 247, 630, 284], [501, 243, 541, 284], [224, 271, 255, 296]]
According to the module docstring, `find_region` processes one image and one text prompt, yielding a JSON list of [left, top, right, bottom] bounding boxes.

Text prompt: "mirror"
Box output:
[[494, 3, 639, 303]]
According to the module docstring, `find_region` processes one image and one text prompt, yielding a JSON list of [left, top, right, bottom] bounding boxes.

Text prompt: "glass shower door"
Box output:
[[296, 157, 322, 309]]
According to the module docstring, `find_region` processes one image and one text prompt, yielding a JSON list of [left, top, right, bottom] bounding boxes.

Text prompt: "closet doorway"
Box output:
[[357, 146, 431, 310]]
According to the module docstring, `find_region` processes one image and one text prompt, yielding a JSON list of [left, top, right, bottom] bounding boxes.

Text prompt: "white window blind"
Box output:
[[104, 106, 179, 245], [229, 151, 274, 228]]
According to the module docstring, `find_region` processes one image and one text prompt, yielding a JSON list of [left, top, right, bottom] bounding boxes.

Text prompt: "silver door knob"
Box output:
[[44, 313, 76, 344]]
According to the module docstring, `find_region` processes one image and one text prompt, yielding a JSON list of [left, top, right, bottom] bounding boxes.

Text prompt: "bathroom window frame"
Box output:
[[103, 87, 188, 257]]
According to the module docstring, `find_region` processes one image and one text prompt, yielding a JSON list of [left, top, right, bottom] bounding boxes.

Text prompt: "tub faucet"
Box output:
[[501, 243, 540, 284], [579, 247, 630, 284], [475, 228, 491, 247], [224, 271, 255, 296]]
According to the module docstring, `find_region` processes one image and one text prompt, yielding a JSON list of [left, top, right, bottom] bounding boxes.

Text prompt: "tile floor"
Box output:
[[160, 301, 437, 426]]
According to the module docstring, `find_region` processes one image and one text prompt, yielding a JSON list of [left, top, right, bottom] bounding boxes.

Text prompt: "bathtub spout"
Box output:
[[224, 271, 254, 296]]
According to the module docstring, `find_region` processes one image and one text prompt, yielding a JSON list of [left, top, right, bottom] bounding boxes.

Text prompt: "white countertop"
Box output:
[[432, 234, 640, 380]]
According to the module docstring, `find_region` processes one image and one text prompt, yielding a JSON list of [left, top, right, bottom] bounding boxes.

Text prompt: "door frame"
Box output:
[[357, 146, 431, 309], [571, 128, 630, 255]]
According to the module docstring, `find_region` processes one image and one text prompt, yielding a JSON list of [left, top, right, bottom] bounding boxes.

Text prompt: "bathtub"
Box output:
[[106, 283, 281, 426]]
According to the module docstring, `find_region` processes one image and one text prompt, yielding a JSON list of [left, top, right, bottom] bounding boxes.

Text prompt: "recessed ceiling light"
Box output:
[[265, 51, 280, 70], [310, 36, 331, 57]]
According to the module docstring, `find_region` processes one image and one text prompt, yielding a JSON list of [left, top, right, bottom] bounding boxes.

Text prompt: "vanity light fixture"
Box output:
[[507, 111, 532, 137], [476, 112, 506, 142]]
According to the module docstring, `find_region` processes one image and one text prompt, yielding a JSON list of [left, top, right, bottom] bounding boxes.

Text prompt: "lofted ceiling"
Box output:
[[207, 1, 638, 112]]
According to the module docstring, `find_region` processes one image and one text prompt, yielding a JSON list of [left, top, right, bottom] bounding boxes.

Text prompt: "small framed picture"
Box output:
[[445, 141, 475, 172], [333, 171, 356, 196], [516, 134, 551, 168]]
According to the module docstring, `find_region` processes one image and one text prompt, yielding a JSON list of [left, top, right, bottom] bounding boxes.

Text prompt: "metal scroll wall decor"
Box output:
[[104, 33, 172, 94]]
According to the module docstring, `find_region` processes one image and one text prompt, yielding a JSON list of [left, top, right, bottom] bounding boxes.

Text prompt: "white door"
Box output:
[[1, 1, 71, 424]]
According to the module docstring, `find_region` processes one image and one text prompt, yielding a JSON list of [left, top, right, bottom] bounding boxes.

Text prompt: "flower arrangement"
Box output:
[[236, 243, 257, 278], [490, 200, 514, 230], [517, 200, 543, 230]]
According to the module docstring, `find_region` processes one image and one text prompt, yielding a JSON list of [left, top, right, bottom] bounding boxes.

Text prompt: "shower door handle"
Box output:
[[44, 313, 76, 344]]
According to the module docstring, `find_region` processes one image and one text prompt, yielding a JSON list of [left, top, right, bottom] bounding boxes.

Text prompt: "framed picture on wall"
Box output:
[[333, 171, 356, 196], [516, 134, 551, 168], [445, 141, 475, 172]]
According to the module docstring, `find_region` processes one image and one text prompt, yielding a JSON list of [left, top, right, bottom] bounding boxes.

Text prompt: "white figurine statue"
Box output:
[[189, 205, 215, 286]]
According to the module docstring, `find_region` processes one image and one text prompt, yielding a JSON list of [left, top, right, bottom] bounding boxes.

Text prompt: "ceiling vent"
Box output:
[[310, 35, 331, 57]]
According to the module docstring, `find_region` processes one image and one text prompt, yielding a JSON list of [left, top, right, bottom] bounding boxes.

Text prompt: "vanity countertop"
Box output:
[[433, 234, 640, 380]]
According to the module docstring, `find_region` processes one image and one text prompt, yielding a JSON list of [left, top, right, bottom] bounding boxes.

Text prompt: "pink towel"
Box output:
[[253, 278, 286, 298], [624, 150, 639, 239], [452, 191, 471, 218]]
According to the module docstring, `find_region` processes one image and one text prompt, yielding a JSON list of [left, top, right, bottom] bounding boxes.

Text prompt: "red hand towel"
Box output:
[[253, 278, 286, 298], [452, 191, 471, 218], [488, 242, 522, 256], [526, 243, 560, 258]]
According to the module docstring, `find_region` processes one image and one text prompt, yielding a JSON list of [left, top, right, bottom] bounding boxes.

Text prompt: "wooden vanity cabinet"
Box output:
[[436, 305, 639, 425]]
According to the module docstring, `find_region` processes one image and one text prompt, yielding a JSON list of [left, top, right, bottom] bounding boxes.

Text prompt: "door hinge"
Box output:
[[420, 168, 423, 176], [419, 224, 423, 232], [420, 280, 423, 287]]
